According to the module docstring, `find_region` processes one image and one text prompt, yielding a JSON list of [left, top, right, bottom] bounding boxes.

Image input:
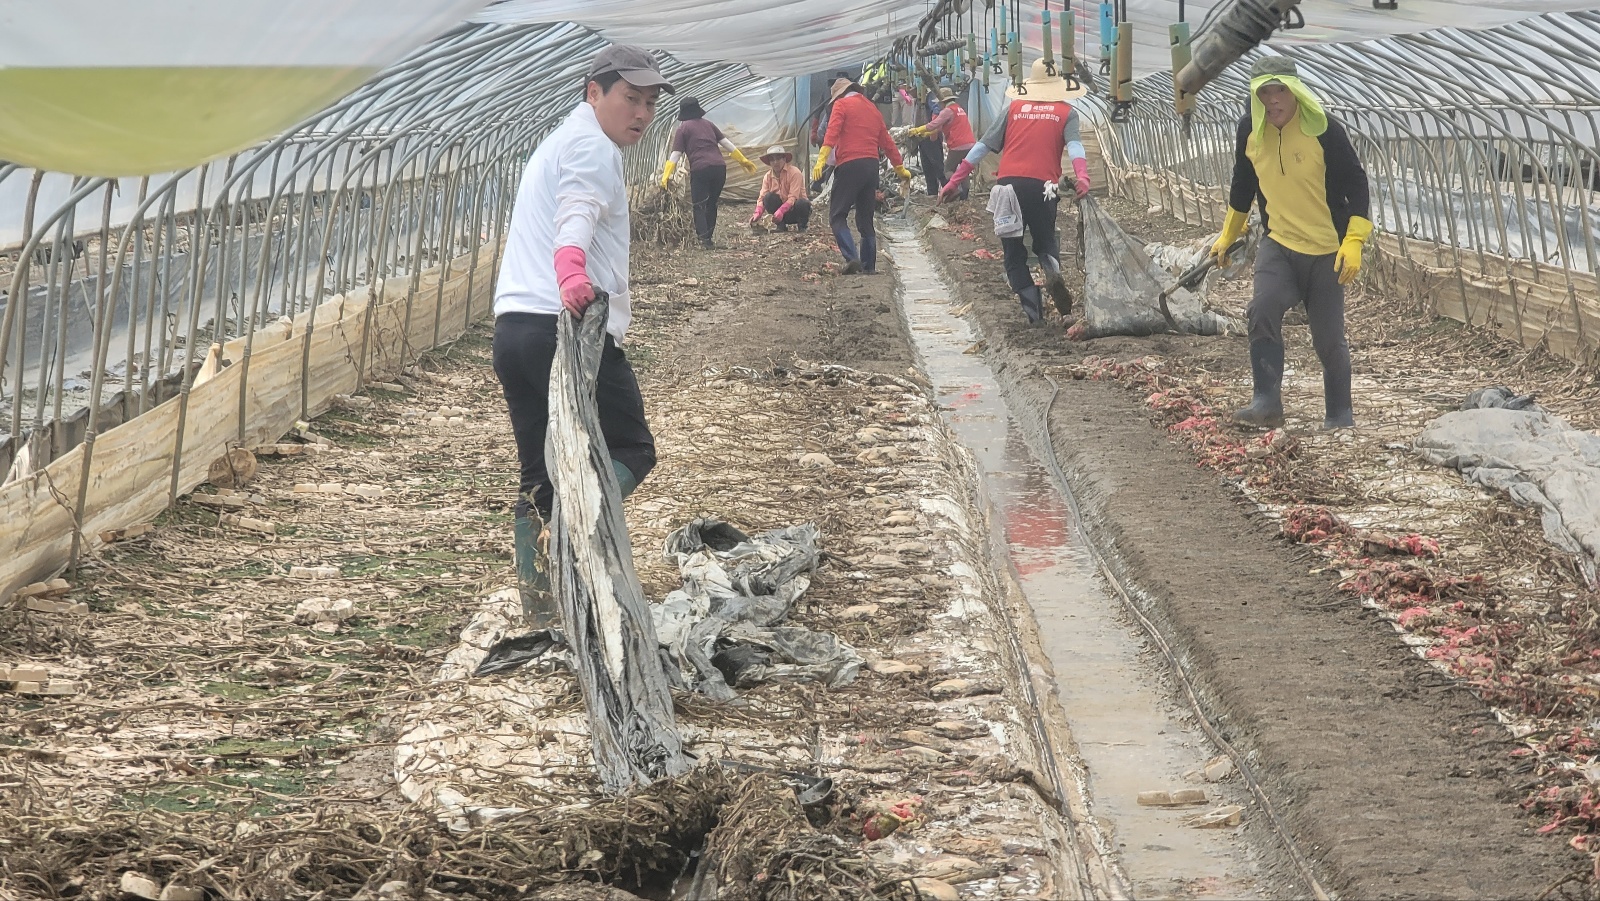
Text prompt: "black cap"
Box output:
[[588, 44, 675, 94]]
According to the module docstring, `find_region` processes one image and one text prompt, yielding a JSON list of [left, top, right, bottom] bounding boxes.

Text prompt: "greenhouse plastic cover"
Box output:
[[472, 0, 1600, 77]]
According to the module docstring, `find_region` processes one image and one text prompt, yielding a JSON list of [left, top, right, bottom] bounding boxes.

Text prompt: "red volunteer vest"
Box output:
[[996, 100, 1072, 182], [942, 103, 977, 149]]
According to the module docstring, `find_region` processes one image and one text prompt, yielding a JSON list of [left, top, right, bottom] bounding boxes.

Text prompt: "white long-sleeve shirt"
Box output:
[[494, 102, 633, 343]]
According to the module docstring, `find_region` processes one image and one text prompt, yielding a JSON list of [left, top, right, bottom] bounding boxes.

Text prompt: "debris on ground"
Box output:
[[655, 517, 862, 700]]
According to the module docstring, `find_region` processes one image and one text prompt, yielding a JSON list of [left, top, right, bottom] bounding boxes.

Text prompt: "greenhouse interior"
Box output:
[[6, 1, 1600, 899]]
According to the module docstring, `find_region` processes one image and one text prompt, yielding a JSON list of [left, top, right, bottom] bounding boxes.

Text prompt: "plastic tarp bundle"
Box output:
[[0, 0, 491, 175], [654, 518, 863, 702], [547, 295, 689, 794], [1079, 196, 1241, 338], [1415, 396, 1600, 589]]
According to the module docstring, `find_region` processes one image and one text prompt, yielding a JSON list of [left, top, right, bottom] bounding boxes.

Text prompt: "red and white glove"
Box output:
[[553, 245, 595, 317], [775, 201, 794, 223], [939, 159, 974, 202], [1071, 157, 1091, 199]]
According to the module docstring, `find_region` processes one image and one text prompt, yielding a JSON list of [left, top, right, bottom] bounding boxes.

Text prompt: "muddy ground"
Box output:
[[925, 187, 1595, 898], [6, 177, 1598, 901], [1, 222, 1082, 900]]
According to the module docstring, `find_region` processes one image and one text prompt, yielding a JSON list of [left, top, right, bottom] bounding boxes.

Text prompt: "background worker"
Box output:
[[749, 145, 812, 231], [913, 83, 945, 196], [814, 76, 912, 274], [493, 45, 672, 627], [941, 59, 1090, 322], [661, 96, 758, 249], [910, 86, 976, 201], [1212, 56, 1371, 430]]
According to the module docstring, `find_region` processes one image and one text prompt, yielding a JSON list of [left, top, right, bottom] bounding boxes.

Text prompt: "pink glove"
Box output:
[[940, 159, 974, 201], [775, 201, 794, 223], [898, 88, 914, 106], [750, 201, 764, 224], [1072, 157, 1091, 199], [553, 245, 594, 317]]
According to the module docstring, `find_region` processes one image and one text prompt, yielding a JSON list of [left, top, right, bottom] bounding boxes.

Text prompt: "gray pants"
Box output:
[[1249, 238, 1350, 373]]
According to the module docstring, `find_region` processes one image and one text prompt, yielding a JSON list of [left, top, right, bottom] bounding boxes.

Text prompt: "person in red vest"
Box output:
[[910, 87, 977, 200], [812, 76, 913, 274], [941, 60, 1090, 322]]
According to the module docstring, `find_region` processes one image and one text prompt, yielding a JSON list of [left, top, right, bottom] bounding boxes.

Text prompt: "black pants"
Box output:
[[761, 192, 813, 230], [690, 165, 727, 245], [829, 157, 880, 272], [918, 138, 945, 196], [996, 176, 1061, 295], [492, 312, 656, 519], [944, 147, 971, 200]]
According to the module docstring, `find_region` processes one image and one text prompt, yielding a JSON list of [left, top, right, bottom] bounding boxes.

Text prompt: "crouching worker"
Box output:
[[492, 45, 671, 627], [1213, 56, 1371, 430], [941, 59, 1089, 323], [750, 145, 812, 231]]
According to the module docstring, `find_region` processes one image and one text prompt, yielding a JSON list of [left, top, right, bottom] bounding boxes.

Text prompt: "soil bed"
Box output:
[[3, 225, 1080, 900], [922, 183, 1594, 898]]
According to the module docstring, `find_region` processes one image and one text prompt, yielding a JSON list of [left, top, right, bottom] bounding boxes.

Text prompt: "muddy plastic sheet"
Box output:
[[654, 517, 862, 701], [1416, 402, 1600, 588], [1079, 196, 1241, 339], [546, 295, 689, 794]]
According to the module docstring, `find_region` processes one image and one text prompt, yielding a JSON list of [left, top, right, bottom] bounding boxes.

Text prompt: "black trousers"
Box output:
[[918, 138, 945, 196], [761, 192, 813, 229], [996, 176, 1061, 295], [829, 157, 880, 272], [689, 165, 727, 244], [492, 312, 656, 519]]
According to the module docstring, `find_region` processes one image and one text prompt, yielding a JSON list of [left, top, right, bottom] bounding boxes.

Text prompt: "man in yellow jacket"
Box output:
[[1212, 56, 1371, 430]]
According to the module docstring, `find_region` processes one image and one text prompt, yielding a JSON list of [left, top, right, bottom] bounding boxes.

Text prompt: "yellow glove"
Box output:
[[730, 147, 758, 175], [659, 159, 677, 190], [1210, 207, 1248, 266], [894, 165, 913, 181], [908, 125, 931, 139], [1335, 215, 1373, 286], [812, 146, 832, 182]]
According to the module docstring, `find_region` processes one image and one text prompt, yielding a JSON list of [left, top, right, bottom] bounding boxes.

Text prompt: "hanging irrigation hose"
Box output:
[[1036, 373, 1336, 901], [1176, 0, 1306, 96]]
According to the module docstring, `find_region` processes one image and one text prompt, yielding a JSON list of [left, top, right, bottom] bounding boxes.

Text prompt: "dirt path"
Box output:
[[922, 194, 1586, 898]]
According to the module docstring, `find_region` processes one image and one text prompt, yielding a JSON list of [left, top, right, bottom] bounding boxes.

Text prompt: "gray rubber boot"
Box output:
[[611, 458, 640, 497], [1042, 256, 1072, 317], [1018, 285, 1045, 324], [514, 511, 559, 629], [1322, 360, 1354, 429], [1232, 339, 1286, 429]]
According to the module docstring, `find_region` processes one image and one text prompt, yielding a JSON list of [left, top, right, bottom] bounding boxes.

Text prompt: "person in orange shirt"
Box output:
[[749, 145, 812, 231], [812, 77, 912, 274], [911, 87, 978, 200], [942, 60, 1090, 323]]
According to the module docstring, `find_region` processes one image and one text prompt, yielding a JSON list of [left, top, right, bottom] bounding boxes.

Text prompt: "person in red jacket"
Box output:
[[812, 76, 912, 274], [911, 87, 977, 200], [942, 60, 1089, 323]]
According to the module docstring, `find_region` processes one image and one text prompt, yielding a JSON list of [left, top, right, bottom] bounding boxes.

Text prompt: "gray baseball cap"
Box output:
[[588, 45, 676, 94], [1250, 55, 1298, 82]]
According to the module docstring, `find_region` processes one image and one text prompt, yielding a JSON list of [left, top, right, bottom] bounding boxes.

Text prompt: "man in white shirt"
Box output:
[[492, 45, 673, 628]]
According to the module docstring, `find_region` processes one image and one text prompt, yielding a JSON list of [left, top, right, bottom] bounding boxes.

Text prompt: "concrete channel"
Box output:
[[884, 223, 1274, 900]]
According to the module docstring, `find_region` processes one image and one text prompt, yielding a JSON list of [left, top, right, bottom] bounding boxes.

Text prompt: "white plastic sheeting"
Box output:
[[473, 0, 929, 75], [0, 0, 492, 175]]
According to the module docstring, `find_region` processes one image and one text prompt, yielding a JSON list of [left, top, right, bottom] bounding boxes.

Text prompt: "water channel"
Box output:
[[885, 223, 1269, 900]]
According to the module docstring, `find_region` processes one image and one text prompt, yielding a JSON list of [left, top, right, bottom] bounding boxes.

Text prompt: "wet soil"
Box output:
[[922, 197, 1581, 898]]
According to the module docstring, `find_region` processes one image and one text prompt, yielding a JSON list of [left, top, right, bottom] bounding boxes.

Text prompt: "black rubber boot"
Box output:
[[1232, 339, 1286, 428], [1322, 359, 1355, 429], [1018, 285, 1045, 324], [514, 512, 559, 629]]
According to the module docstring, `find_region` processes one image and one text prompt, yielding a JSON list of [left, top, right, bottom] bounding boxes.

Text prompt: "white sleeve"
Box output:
[[669, 150, 687, 167], [553, 135, 612, 251], [718, 138, 738, 154]]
